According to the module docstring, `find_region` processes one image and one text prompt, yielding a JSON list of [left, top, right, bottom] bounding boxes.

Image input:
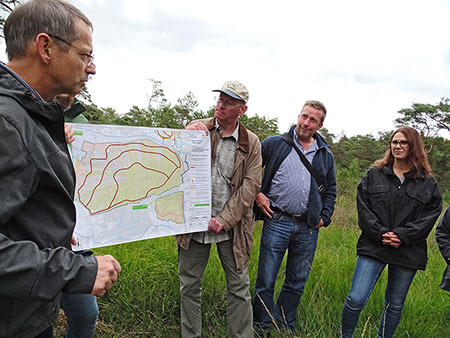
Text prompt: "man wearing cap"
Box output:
[[176, 81, 262, 338], [252, 100, 336, 335]]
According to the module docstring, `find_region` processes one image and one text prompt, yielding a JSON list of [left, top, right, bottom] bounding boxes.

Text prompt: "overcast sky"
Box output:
[[5, 0, 450, 137]]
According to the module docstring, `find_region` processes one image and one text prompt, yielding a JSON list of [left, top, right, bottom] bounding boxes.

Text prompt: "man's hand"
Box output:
[[316, 218, 324, 228], [71, 236, 78, 246], [255, 192, 273, 218], [64, 124, 75, 144], [208, 217, 223, 233], [382, 232, 401, 248], [91, 255, 121, 297], [186, 122, 209, 135]]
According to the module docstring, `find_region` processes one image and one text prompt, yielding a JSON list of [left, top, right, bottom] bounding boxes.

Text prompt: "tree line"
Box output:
[[76, 80, 450, 200], [0, 1, 447, 198]]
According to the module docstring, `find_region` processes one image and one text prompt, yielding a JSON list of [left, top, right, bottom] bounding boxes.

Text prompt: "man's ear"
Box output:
[[239, 105, 248, 117], [35, 33, 53, 64]]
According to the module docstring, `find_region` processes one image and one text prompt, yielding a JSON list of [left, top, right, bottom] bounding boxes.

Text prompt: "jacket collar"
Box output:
[[0, 63, 63, 123], [205, 117, 250, 154], [289, 124, 330, 149], [382, 162, 425, 180]]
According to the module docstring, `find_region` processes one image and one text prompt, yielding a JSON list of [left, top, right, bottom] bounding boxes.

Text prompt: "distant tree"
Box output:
[[332, 133, 387, 173], [78, 87, 120, 124], [318, 127, 335, 146], [335, 157, 366, 197], [240, 114, 279, 142], [424, 136, 450, 194], [147, 78, 167, 110], [396, 98, 450, 138]]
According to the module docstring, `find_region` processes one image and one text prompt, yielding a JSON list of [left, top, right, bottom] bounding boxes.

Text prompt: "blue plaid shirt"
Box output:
[[266, 132, 318, 215]]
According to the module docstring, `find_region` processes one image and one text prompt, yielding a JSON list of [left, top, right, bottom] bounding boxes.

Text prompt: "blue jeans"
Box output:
[[253, 212, 319, 332], [60, 293, 98, 338], [341, 255, 416, 338]]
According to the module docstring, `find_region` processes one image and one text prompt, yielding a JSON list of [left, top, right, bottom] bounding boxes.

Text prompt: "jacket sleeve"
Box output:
[[0, 116, 97, 301], [356, 170, 390, 243], [394, 178, 442, 246], [436, 207, 450, 264], [217, 138, 262, 231], [320, 151, 337, 227]]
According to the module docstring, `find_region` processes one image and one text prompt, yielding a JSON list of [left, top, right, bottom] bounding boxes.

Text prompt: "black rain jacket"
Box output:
[[0, 64, 97, 338], [436, 207, 450, 291], [356, 164, 442, 270]]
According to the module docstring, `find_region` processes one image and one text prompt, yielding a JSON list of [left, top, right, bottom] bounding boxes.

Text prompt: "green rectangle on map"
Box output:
[[194, 204, 210, 207], [74, 131, 83, 136], [132, 205, 148, 210]]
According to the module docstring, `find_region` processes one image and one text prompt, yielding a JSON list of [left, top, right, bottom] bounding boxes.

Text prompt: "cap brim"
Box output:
[[212, 89, 245, 103]]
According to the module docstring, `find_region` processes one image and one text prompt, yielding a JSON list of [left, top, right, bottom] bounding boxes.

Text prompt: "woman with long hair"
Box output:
[[341, 126, 442, 338]]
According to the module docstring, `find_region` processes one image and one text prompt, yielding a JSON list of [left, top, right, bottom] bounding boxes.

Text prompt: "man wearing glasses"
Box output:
[[0, 1, 120, 337], [176, 81, 262, 338]]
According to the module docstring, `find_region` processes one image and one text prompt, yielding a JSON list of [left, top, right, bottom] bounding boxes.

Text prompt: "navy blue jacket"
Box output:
[[258, 125, 337, 227]]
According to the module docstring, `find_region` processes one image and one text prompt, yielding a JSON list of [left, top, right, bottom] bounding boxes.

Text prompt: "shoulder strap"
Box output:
[[282, 132, 325, 194]]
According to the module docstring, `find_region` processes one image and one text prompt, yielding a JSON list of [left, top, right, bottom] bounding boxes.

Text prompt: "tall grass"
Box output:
[[56, 197, 450, 337]]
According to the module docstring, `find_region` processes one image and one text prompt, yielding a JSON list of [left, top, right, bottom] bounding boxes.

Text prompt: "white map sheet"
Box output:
[[68, 123, 211, 250]]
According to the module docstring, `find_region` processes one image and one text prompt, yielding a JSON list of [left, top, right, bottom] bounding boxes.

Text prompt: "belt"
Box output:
[[272, 207, 307, 222]]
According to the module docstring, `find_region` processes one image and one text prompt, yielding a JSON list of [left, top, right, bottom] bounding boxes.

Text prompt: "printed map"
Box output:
[[69, 124, 211, 250]]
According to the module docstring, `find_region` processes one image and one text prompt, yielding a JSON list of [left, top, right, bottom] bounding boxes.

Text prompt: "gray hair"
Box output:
[[4, 0, 92, 60]]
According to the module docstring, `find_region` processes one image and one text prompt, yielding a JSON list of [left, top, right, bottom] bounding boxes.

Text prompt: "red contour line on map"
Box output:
[[77, 142, 181, 215]]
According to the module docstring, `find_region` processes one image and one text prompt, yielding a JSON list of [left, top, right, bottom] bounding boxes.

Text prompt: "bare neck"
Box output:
[[297, 135, 314, 151], [393, 159, 410, 178]]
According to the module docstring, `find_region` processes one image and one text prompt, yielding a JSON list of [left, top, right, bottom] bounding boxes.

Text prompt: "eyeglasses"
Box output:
[[217, 98, 244, 107], [48, 34, 95, 67], [391, 140, 409, 148]]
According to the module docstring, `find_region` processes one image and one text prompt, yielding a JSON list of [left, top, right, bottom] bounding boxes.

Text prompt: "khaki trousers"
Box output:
[[178, 239, 253, 338]]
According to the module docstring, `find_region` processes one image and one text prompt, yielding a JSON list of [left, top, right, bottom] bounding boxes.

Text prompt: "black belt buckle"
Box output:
[[292, 213, 306, 222]]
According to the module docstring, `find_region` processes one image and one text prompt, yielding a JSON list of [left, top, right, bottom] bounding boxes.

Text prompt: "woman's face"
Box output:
[[391, 132, 409, 161]]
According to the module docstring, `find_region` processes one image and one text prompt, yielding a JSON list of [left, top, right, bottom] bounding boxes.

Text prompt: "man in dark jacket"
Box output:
[[0, 1, 120, 337], [436, 207, 450, 291], [253, 100, 337, 334]]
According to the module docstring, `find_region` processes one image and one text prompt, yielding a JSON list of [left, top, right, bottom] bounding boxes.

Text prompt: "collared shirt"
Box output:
[[192, 120, 239, 244], [267, 132, 318, 215], [0, 62, 44, 102]]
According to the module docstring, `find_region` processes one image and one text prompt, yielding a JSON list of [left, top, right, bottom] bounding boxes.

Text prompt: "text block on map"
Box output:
[[68, 124, 211, 250]]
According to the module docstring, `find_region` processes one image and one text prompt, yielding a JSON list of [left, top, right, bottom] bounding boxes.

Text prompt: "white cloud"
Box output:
[[3, 0, 448, 138]]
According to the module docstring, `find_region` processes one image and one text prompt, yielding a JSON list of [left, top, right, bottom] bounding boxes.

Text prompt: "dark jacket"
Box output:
[[436, 207, 450, 291], [0, 64, 98, 338], [257, 125, 336, 228], [356, 164, 442, 270]]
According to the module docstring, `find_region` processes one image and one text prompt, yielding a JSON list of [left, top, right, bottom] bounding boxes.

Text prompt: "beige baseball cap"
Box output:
[[213, 81, 249, 104]]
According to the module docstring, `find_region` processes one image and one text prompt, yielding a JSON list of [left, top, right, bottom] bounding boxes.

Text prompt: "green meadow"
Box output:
[[56, 196, 450, 337]]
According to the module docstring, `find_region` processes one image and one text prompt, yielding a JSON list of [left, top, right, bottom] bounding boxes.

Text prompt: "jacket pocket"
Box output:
[[367, 185, 390, 208], [405, 187, 431, 204]]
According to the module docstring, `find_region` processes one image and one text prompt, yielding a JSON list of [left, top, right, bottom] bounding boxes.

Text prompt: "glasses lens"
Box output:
[[392, 140, 408, 147]]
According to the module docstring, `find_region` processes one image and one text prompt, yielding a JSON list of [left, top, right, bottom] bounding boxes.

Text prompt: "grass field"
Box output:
[[55, 198, 450, 337]]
